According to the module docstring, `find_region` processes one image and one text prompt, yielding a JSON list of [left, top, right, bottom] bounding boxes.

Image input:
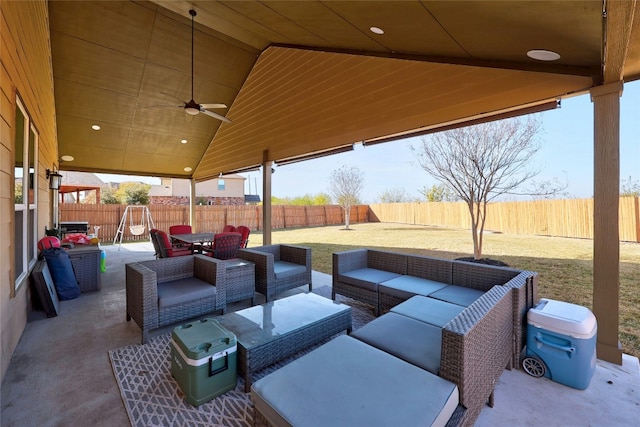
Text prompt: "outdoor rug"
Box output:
[[109, 287, 375, 427]]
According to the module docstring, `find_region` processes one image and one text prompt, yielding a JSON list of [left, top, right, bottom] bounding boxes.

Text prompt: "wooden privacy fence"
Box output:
[[369, 197, 640, 243], [60, 198, 639, 243], [59, 204, 369, 242]]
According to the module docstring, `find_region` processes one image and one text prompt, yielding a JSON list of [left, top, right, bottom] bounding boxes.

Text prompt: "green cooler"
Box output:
[[170, 318, 238, 406]]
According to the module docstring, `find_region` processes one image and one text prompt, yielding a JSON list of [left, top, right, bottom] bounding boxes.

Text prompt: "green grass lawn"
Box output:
[[248, 222, 640, 358]]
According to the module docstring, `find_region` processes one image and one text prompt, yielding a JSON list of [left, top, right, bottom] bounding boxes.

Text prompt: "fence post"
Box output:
[[635, 196, 640, 243]]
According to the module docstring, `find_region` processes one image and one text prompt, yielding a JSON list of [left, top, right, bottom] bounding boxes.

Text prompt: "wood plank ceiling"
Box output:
[[48, 1, 640, 181]]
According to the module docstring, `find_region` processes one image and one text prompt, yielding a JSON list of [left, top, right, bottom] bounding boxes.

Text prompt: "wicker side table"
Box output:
[[224, 259, 255, 305], [66, 245, 101, 292]]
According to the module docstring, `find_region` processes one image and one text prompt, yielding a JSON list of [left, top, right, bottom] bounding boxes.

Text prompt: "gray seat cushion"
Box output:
[[251, 335, 459, 427], [379, 275, 449, 299], [350, 312, 442, 374], [157, 278, 217, 307], [391, 295, 466, 327], [339, 268, 402, 291], [273, 261, 306, 280], [429, 285, 486, 307]]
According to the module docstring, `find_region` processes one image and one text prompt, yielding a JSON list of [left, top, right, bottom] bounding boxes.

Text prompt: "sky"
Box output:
[[98, 81, 640, 203]]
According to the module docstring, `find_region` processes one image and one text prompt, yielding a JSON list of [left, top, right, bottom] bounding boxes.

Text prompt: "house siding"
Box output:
[[0, 0, 58, 381]]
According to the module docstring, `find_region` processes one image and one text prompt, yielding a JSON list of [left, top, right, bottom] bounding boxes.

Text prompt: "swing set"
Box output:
[[113, 205, 155, 249]]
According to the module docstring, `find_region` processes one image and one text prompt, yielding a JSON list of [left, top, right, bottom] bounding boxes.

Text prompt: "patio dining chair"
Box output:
[[222, 225, 236, 232], [169, 224, 192, 235], [169, 224, 195, 252], [152, 229, 192, 258], [204, 232, 242, 260], [236, 225, 250, 248]]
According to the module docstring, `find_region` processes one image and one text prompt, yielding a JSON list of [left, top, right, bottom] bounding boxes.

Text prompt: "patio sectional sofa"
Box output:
[[249, 248, 539, 427], [332, 248, 538, 368]]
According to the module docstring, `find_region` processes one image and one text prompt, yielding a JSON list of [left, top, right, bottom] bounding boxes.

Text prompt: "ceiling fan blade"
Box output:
[[200, 108, 231, 123], [200, 103, 227, 109]]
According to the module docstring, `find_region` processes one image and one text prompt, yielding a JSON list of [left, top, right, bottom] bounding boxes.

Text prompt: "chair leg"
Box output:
[[126, 313, 131, 321]]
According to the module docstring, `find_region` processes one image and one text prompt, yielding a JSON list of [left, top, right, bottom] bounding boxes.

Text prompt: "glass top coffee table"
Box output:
[[216, 292, 352, 392]]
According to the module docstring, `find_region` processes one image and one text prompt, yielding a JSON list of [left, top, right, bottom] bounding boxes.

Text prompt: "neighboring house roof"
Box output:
[[60, 171, 104, 186], [245, 195, 261, 203]]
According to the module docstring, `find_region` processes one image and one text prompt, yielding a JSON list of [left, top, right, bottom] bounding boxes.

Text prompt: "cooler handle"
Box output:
[[208, 351, 229, 377], [535, 334, 575, 355]]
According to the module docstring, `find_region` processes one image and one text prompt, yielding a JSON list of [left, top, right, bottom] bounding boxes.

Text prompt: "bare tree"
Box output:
[[377, 186, 416, 203], [621, 176, 640, 197], [414, 115, 563, 259], [329, 166, 364, 229]]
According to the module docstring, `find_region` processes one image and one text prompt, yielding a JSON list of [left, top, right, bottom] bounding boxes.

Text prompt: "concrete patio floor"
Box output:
[[1, 241, 638, 426]]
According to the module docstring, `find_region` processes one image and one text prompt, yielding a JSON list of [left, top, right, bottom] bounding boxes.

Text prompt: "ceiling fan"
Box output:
[[169, 9, 231, 123]]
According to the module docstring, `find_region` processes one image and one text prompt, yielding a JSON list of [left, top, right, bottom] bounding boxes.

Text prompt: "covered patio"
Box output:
[[2, 1, 640, 423], [1, 241, 638, 426]]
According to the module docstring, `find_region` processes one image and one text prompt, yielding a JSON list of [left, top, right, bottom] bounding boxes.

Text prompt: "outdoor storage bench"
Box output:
[[125, 254, 227, 344], [332, 248, 538, 368], [238, 244, 312, 302], [251, 285, 513, 427]]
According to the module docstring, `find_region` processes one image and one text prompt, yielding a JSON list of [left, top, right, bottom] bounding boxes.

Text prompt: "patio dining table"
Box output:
[[169, 232, 215, 254]]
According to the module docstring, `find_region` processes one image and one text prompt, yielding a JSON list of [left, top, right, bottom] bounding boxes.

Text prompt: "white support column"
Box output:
[[262, 157, 272, 245], [190, 178, 196, 232], [590, 81, 623, 365]]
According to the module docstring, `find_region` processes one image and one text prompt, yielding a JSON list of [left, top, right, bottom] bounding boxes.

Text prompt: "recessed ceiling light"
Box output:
[[181, 139, 188, 144], [61, 155, 74, 162], [184, 167, 192, 172], [370, 26, 384, 35], [527, 49, 561, 61], [91, 124, 101, 131]]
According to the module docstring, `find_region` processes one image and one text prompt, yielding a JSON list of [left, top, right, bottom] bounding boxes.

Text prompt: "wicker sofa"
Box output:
[[125, 254, 227, 344], [238, 244, 312, 302], [332, 248, 538, 368], [251, 285, 514, 427]]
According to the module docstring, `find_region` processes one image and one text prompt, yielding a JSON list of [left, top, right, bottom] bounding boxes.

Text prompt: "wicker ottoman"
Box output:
[[251, 335, 461, 427]]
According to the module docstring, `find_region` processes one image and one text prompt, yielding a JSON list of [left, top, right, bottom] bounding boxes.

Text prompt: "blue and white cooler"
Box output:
[[522, 298, 597, 390]]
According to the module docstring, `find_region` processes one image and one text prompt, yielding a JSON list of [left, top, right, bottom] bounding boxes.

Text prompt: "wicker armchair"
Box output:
[[125, 255, 227, 343], [238, 244, 312, 302]]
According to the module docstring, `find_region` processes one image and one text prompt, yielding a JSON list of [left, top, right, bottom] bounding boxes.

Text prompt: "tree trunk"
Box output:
[[344, 206, 351, 229], [467, 200, 481, 259]]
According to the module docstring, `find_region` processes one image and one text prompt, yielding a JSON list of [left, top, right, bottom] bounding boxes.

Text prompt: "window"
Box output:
[[14, 97, 38, 293], [217, 179, 225, 191]]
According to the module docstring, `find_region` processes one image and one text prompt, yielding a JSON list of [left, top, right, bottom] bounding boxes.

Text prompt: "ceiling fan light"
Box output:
[[185, 107, 200, 115]]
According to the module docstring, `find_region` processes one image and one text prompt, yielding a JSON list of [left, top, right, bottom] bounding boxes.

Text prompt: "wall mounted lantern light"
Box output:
[[46, 169, 63, 190]]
